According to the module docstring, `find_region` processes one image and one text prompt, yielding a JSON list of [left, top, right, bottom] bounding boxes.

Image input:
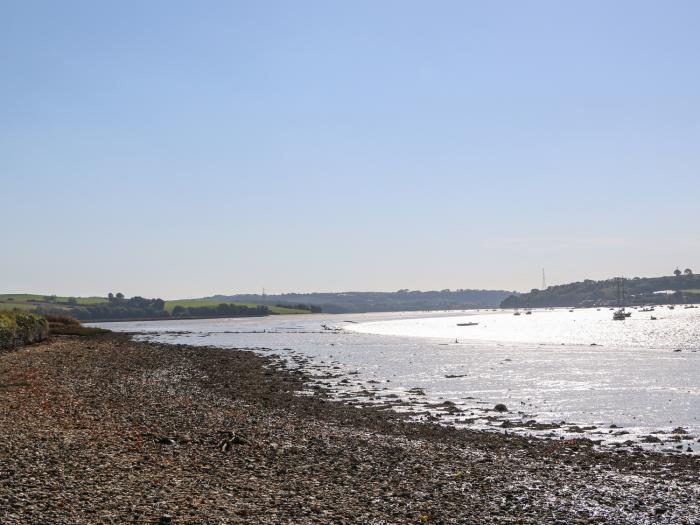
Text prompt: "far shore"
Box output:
[[84, 312, 311, 323]]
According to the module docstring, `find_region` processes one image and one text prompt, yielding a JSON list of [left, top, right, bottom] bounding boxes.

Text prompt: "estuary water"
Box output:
[[94, 306, 700, 454]]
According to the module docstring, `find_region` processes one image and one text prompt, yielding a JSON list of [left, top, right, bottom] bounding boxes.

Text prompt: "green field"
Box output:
[[0, 294, 107, 312], [0, 302, 38, 311], [164, 299, 309, 315]]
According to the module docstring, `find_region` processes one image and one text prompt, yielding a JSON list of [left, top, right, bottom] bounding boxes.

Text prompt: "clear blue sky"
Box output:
[[2, 1, 699, 298]]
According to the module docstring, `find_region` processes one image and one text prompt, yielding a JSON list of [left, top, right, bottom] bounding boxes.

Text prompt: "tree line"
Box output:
[[35, 293, 273, 321], [36, 294, 168, 320], [171, 303, 270, 318], [275, 303, 322, 313]]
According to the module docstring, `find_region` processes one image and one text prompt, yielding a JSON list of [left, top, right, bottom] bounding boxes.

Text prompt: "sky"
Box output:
[[2, 1, 699, 298]]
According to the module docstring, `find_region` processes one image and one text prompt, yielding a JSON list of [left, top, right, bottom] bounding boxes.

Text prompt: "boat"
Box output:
[[513, 310, 521, 316], [525, 310, 532, 315], [457, 322, 479, 326]]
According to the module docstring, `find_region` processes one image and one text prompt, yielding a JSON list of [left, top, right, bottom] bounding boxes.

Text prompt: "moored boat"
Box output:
[[613, 309, 626, 321]]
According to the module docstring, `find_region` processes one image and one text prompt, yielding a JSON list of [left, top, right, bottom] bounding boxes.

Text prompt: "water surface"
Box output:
[[94, 307, 700, 454]]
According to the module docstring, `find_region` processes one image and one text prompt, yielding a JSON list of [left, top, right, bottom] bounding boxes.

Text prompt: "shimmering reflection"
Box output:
[[94, 307, 700, 454]]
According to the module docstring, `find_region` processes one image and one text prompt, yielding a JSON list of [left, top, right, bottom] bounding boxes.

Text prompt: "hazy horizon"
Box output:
[[3, 1, 699, 298]]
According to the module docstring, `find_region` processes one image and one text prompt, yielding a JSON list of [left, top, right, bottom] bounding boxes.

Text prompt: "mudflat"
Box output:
[[0, 334, 698, 524]]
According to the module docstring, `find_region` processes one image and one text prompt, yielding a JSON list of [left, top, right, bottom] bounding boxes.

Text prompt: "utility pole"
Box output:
[[541, 268, 546, 290]]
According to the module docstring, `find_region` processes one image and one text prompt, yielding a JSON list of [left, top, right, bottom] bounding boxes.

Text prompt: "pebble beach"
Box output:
[[1, 334, 698, 524]]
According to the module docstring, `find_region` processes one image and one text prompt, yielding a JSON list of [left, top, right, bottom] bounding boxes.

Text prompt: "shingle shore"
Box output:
[[0, 334, 698, 524]]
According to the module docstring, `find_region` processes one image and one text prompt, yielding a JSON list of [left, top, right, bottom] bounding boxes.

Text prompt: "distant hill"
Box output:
[[207, 289, 513, 314], [1, 290, 512, 318], [500, 271, 700, 308]]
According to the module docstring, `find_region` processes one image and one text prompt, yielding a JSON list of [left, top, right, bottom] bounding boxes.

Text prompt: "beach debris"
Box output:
[[153, 436, 177, 446], [218, 432, 247, 452]]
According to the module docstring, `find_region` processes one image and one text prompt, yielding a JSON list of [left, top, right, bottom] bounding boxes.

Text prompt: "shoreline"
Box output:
[[117, 310, 700, 455], [1, 334, 698, 523]]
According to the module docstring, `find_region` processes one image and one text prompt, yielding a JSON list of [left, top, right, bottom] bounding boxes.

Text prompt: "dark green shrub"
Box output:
[[0, 311, 49, 350]]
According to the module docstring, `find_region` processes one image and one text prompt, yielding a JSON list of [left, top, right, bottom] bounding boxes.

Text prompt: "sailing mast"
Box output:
[[613, 277, 627, 320]]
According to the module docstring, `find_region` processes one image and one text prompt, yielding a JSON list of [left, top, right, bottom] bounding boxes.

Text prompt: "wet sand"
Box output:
[[0, 334, 698, 524]]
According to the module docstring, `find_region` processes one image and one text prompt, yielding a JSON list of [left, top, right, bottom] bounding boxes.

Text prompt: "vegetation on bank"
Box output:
[[0, 311, 49, 350], [45, 315, 110, 336], [273, 303, 322, 313], [164, 299, 311, 315], [501, 270, 700, 308], [170, 303, 270, 318]]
